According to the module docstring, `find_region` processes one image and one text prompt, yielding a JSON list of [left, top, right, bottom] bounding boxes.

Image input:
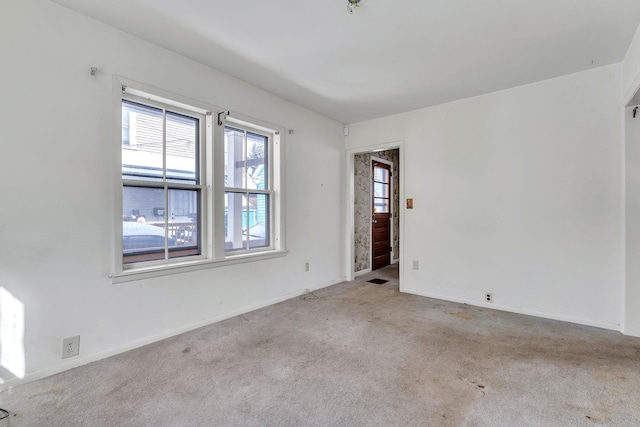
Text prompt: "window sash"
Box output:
[[223, 123, 274, 254], [224, 124, 271, 192], [121, 95, 206, 267]]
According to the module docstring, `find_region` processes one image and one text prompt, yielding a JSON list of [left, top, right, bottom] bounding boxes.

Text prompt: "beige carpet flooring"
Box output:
[[1, 264, 640, 426]]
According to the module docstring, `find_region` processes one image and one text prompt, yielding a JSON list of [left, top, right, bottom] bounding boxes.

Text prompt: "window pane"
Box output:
[[123, 186, 165, 223], [224, 127, 245, 188], [123, 186, 166, 263], [247, 193, 269, 249], [373, 182, 389, 198], [122, 100, 164, 182], [373, 166, 389, 184], [247, 132, 267, 190], [166, 111, 198, 184], [225, 192, 247, 252], [374, 198, 389, 213], [168, 189, 199, 258]]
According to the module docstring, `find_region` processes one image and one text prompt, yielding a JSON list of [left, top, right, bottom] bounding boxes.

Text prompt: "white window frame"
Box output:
[[220, 117, 281, 255], [110, 78, 286, 283], [121, 93, 208, 268]]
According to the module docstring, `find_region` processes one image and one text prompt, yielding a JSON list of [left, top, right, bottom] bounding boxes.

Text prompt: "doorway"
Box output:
[[349, 144, 402, 282]]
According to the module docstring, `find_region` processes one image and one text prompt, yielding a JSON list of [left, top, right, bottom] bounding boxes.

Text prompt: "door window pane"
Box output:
[[374, 198, 390, 213], [374, 182, 389, 198], [373, 166, 389, 183]]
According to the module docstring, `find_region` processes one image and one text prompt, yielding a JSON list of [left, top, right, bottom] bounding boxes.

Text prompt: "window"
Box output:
[[224, 125, 271, 252], [115, 84, 284, 280], [121, 98, 204, 265]]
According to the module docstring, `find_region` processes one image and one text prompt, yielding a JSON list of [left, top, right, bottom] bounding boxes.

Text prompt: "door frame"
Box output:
[[346, 140, 404, 291], [370, 156, 394, 269]]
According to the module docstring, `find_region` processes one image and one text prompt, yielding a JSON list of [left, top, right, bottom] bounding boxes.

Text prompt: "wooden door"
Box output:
[[372, 161, 391, 270]]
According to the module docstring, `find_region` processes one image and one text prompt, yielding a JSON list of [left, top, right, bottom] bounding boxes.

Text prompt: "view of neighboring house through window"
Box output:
[[121, 98, 203, 264], [224, 126, 270, 252], [117, 86, 282, 275]]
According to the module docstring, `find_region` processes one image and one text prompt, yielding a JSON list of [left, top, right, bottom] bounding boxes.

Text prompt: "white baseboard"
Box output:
[[403, 288, 621, 332], [621, 323, 640, 338], [1, 276, 347, 392]]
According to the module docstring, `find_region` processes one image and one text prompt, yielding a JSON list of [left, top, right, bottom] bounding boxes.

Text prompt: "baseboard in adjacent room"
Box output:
[[354, 268, 372, 277]]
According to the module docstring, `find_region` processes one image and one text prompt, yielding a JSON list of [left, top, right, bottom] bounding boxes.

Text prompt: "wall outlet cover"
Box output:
[[62, 336, 80, 359]]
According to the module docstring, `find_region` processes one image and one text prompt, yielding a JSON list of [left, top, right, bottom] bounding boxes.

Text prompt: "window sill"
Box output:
[[110, 250, 288, 284]]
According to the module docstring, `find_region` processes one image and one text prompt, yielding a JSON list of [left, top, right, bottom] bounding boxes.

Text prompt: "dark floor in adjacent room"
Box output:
[[2, 264, 640, 426]]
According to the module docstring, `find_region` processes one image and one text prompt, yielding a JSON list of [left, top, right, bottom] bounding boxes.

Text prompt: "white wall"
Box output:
[[0, 0, 345, 390], [347, 64, 625, 329], [625, 106, 640, 336], [624, 22, 640, 337], [623, 24, 640, 104]]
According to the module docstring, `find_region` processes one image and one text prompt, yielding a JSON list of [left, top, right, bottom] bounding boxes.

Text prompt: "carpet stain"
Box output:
[[459, 377, 487, 396], [107, 380, 129, 395], [450, 311, 474, 320], [27, 388, 62, 399], [182, 347, 191, 354]]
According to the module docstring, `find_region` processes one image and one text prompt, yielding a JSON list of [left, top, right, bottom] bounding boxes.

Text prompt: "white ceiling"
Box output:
[[51, 0, 640, 124]]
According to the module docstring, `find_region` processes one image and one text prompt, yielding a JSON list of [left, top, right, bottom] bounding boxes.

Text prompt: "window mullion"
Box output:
[[122, 179, 165, 188], [163, 182, 206, 191], [243, 130, 248, 189], [224, 186, 270, 194], [213, 119, 226, 259], [163, 108, 169, 261]]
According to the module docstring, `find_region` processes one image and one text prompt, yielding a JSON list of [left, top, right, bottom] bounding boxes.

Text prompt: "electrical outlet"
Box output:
[[305, 262, 310, 272], [412, 260, 419, 270], [485, 293, 493, 303], [62, 336, 80, 359]]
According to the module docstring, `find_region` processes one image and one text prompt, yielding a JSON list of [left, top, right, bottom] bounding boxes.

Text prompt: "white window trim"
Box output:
[[110, 76, 286, 283]]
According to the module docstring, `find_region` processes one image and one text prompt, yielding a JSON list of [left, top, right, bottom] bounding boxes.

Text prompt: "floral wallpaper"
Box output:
[[354, 149, 400, 273]]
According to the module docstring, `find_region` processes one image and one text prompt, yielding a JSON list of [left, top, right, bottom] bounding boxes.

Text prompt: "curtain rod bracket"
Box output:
[[218, 111, 230, 126], [634, 106, 638, 118]]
